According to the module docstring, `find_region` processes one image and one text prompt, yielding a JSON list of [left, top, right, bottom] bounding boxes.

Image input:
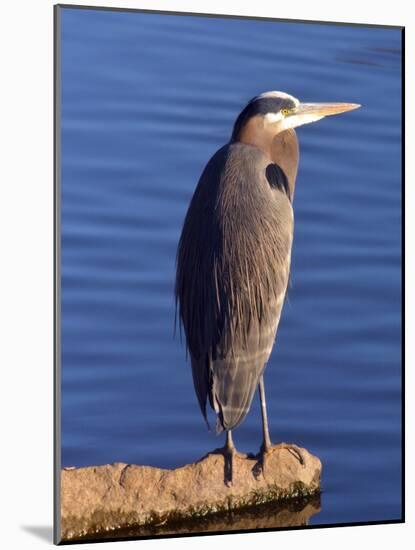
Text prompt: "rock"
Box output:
[[60, 443, 322, 541]]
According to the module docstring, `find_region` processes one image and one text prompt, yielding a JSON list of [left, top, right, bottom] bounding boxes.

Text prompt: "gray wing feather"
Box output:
[[209, 298, 283, 431]]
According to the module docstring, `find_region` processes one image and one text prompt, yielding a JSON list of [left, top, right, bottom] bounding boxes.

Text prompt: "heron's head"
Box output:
[[231, 90, 360, 143]]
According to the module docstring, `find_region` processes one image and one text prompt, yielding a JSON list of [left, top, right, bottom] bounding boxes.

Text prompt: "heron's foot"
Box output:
[[258, 440, 273, 477], [222, 444, 245, 486], [281, 443, 306, 466], [260, 437, 272, 455], [255, 442, 305, 479]]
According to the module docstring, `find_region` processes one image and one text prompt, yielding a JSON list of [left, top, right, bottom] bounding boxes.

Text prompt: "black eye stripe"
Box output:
[[248, 96, 297, 114]]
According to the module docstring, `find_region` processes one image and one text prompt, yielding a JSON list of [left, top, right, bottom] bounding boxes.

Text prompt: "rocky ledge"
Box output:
[[60, 443, 322, 541]]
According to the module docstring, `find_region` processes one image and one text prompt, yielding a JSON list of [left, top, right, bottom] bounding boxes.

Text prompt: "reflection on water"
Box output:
[[74, 496, 321, 541], [60, 7, 402, 530]]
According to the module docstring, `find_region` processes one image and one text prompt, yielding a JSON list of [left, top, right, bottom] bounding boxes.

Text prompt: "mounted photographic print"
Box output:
[[54, 4, 404, 544]]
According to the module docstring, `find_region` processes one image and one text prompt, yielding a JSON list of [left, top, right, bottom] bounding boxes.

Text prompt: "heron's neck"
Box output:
[[237, 116, 278, 160], [270, 128, 299, 200], [237, 118, 299, 200]]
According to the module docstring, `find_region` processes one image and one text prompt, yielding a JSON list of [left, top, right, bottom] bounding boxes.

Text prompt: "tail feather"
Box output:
[[212, 356, 265, 432], [190, 299, 283, 433]]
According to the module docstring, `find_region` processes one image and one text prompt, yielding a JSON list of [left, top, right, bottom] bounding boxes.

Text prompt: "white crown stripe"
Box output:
[[255, 91, 300, 107]]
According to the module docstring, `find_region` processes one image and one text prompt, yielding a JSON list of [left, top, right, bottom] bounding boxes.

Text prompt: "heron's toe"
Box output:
[[283, 444, 306, 466]]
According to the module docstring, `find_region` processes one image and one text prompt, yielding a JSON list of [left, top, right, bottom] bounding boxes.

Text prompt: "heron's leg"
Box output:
[[223, 430, 235, 485], [225, 429, 236, 454], [256, 373, 276, 477], [222, 429, 245, 457], [258, 375, 305, 468], [259, 374, 272, 453], [222, 430, 245, 485]]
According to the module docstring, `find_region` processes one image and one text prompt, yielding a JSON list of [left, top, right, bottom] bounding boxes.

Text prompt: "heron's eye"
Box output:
[[281, 108, 291, 116]]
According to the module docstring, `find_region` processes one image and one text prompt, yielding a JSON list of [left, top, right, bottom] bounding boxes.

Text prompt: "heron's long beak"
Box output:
[[296, 102, 361, 117], [283, 101, 361, 130]]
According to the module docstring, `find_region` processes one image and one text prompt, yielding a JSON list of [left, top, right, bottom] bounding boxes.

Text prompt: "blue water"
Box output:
[[59, 7, 402, 528]]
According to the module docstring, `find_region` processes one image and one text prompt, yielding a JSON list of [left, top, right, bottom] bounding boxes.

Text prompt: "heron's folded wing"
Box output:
[[210, 297, 284, 432]]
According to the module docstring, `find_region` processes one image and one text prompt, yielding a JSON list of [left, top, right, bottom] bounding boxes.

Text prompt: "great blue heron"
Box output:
[[175, 91, 360, 471]]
